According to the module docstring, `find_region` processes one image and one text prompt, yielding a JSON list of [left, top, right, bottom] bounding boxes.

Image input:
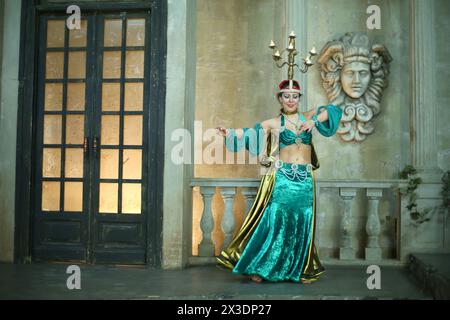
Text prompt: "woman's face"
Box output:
[[279, 92, 300, 112]]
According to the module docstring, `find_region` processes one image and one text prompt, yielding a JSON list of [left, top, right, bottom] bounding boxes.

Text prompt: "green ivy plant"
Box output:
[[399, 165, 450, 225], [440, 170, 450, 213]]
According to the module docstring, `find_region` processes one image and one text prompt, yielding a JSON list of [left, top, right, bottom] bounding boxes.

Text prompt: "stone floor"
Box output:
[[0, 262, 431, 300], [408, 253, 450, 299]]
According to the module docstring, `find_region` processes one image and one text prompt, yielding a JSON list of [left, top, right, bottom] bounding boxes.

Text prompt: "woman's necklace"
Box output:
[[283, 112, 304, 145], [284, 112, 302, 132]]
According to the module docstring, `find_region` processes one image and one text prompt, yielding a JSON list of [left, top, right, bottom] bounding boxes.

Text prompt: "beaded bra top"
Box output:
[[279, 113, 312, 149]]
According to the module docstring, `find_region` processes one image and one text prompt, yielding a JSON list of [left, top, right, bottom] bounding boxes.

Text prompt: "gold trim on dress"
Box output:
[[300, 168, 326, 282], [216, 167, 277, 269]]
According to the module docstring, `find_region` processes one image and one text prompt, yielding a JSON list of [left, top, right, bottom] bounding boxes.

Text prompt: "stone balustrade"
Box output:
[[190, 178, 408, 265]]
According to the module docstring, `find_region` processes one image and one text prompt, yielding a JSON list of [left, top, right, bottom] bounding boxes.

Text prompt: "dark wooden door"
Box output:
[[32, 11, 150, 264]]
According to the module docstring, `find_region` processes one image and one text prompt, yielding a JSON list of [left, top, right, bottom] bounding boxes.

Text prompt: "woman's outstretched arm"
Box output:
[[216, 119, 272, 155], [300, 105, 342, 137], [216, 121, 271, 139]]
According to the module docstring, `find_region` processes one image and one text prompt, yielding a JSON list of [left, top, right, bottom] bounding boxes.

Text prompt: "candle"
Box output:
[[269, 40, 276, 49], [289, 30, 296, 38]]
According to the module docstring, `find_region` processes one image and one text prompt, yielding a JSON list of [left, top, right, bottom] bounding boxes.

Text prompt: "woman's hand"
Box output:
[[299, 120, 315, 133], [216, 127, 230, 137]]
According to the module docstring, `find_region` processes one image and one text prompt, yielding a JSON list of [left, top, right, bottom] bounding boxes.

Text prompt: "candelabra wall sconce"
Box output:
[[269, 31, 317, 79]]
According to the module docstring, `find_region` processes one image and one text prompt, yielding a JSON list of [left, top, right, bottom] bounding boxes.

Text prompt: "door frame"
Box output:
[[14, 0, 166, 267]]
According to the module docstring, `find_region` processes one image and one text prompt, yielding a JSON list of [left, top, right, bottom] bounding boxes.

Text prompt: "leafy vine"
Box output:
[[399, 165, 450, 225]]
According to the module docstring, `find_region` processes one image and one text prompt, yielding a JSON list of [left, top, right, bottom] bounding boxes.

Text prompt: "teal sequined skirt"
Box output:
[[232, 161, 314, 282]]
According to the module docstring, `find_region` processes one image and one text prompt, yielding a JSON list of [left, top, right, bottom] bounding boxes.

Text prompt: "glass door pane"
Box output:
[[40, 18, 89, 214], [33, 16, 92, 262], [91, 13, 149, 264], [97, 16, 145, 216]]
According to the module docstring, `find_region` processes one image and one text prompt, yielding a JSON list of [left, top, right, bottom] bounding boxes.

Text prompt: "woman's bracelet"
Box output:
[[311, 114, 319, 125]]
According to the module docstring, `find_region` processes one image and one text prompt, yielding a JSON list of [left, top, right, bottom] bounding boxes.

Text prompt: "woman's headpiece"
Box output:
[[278, 79, 301, 94]]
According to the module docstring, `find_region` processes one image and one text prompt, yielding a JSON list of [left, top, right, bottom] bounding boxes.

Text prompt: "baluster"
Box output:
[[241, 187, 257, 216], [198, 186, 216, 256], [365, 188, 383, 260], [339, 188, 357, 260], [220, 187, 237, 248]]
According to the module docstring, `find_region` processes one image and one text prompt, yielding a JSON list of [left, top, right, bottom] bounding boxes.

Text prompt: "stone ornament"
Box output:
[[317, 32, 392, 142]]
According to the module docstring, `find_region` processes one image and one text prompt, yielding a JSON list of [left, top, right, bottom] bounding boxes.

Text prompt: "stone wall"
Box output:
[[435, 0, 450, 172], [399, 0, 450, 258], [195, 0, 283, 179], [0, 0, 21, 262], [435, 0, 450, 251], [0, 0, 4, 118], [162, 0, 197, 268]]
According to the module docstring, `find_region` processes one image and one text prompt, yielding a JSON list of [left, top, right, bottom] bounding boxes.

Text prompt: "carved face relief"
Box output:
[[317, 32, 393, 142], [341, 61, 371, 99], [317, 32, 392, 142]]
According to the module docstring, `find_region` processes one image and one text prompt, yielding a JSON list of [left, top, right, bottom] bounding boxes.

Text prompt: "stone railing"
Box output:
[[189, 178, 408, 266]]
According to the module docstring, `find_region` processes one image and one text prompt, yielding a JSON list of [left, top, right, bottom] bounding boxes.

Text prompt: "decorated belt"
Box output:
[[274, 160, 312, 182]]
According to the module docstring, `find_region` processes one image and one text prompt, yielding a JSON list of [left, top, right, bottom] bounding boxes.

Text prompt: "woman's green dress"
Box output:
[[217, 105, 343, 282]]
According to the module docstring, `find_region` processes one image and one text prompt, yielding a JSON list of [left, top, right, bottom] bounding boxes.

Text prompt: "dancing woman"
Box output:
[[215, 79, 342, 283]]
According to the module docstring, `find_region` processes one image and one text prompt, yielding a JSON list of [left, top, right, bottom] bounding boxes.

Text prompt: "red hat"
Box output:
[[278, 80, 302, 94]]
